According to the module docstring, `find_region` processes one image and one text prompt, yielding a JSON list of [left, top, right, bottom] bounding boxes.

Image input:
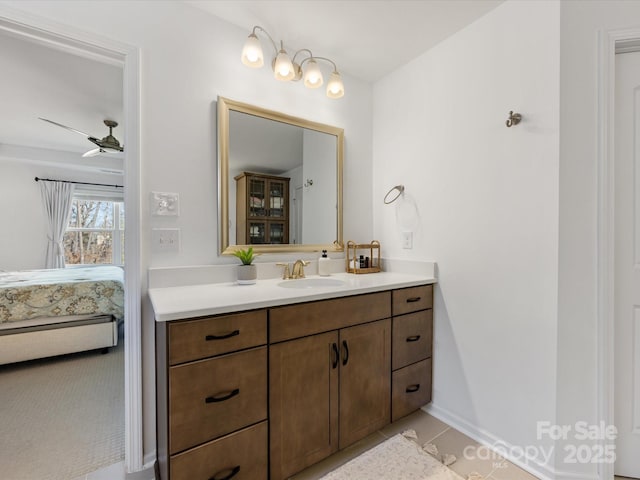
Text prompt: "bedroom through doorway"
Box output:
[[0, 26, 127, 480]]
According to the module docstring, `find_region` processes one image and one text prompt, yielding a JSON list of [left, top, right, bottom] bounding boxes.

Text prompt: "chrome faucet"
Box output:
[[277, 259, 309, 279]]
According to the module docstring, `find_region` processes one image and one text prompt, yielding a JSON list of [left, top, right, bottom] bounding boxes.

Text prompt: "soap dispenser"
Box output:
[[318, 250, 330, 276]]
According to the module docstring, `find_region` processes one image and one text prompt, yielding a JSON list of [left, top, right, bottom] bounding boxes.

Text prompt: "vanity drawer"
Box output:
[[170, 421, 268, 480], [392, 285, 433, 316], [168, 309, 266, 365], [270, 291, 391, 343], [169, 347, 267, 454], [392, 358, 432, 422], [392, 310, 433, 370]]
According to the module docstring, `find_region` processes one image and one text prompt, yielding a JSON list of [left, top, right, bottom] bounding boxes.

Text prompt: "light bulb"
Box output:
[[326, 71, 344, 98], [274, 48, 295, 81], [303, 59, 323, 88], [241, 33, 264, 68]]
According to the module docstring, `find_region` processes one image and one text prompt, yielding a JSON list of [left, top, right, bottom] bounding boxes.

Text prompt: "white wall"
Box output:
[[1, 0, 373, 465], [302, 129, 337, 244], [0, 157, 123, 271], [557, 2, 640, 479], [373, 1, 560, 477], [283, 165, 303, 244], [0, 160, 49, 270]]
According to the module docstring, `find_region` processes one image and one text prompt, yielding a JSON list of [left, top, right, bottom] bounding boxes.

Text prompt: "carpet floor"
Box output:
[[0, 336, 124, 480]]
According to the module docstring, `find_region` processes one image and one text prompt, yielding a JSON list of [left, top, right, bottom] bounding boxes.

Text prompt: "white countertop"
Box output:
[[149, 271, 436, 322]]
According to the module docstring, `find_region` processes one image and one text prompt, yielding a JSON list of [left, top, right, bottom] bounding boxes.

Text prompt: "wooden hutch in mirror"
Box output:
[[235, 172, 290, 244]]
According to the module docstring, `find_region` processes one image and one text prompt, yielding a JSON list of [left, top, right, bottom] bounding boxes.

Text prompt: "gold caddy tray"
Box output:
[[346, 240, 381, 274]]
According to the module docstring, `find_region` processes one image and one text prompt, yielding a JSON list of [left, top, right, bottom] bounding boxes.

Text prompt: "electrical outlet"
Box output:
[[402, 231, 413, 249], [152, 228, 180, 253]]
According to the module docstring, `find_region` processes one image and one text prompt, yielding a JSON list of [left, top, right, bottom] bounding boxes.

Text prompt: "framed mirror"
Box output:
[[218, 97, 344, 255]]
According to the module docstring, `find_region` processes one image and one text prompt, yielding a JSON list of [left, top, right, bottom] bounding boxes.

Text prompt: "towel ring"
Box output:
[[384, 185, 405, 204]]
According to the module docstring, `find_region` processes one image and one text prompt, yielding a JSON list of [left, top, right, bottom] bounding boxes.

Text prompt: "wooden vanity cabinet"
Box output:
[[391, 285, 434, 421], [156, 309, 268, 480], [269, 331, 339, 479], [156, 284, 434, 480], [269, 292, 392, 480]]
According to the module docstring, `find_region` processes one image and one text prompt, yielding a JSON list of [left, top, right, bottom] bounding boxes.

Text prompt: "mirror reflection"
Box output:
[[218, 97, 344, 254]]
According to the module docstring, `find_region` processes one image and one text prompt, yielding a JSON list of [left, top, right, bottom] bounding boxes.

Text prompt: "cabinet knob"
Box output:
[[342, 340, 349, 366], [205, 388, 240, 403], [205, 330, 240, 341], [406, 335, 421, 343], [406, 297, 422, 303], [406, 384, 421, 393], [331, 343, 339, 369], [209, 465, 240, 480]]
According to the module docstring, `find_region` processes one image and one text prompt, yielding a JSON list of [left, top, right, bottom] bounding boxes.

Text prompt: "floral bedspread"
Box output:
[[0, 266, 124, 323]]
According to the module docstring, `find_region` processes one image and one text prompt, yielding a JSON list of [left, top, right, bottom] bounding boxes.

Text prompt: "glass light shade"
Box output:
[[303, 59, 323, 88], [274, 49, 295, 81], [326, 71, 344, 98], [241, 33, 264, 68]]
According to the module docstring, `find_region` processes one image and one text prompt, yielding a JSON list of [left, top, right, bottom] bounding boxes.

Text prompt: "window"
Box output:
[[63, 198, 125, 265]]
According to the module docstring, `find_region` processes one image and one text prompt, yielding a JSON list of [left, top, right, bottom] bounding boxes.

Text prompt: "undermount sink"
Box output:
[[277, 278, 346, 289]]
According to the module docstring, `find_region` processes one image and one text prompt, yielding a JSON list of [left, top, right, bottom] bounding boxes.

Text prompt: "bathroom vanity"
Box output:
[[151, 272, 435, 480]]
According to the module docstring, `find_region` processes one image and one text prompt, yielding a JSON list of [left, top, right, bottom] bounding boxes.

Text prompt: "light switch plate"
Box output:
[[152, 228, 180, 253], [152, 192, 180, 216]]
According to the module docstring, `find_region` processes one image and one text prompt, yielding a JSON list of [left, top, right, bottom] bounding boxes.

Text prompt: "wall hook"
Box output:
[[304, 179, 313, 187], [506, 111, 522, 128]]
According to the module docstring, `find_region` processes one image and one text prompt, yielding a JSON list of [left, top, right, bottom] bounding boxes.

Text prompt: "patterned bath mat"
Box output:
[[319, 433, 465, 480]]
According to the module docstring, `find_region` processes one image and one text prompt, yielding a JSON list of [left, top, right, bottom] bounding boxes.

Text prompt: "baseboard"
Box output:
[[125, 457, 157, 480], [423, 403, 559, 480], [551, 470, 601, 480]]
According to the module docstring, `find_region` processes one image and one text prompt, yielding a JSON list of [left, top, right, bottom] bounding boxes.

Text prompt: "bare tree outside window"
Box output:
[[63, 199, 124, 265]]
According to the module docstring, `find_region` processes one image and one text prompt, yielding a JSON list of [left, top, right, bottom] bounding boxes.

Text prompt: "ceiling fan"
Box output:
[[39, 117, 124, 157]]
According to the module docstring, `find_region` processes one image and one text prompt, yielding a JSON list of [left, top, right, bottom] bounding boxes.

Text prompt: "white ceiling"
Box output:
[[186, 0, 504, 82], [0, 29, 123, 156], [0, 0, 502, 159]]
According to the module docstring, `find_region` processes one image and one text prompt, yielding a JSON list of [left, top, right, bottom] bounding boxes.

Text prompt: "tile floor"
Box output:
[[291, 410, 639, 480], [291, 410, 540, 480], [75, 410, 638, 480]]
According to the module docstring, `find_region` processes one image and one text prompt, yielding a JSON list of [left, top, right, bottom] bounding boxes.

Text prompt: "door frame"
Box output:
[[0, 6, 144, 474], [596, 26, 640, 480]]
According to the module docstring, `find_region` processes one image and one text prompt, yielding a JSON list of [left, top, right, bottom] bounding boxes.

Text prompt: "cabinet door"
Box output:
[[269, 331, 339, 480], [248, 221, 266, 244], [267, 179, 287, 219], [248, 177, 266, 217], [267, 221, 287, 244], [339, 319, 391, 449]]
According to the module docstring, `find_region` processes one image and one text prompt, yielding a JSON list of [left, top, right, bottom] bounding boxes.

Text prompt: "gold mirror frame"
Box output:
[[218, 96, 344, 255]]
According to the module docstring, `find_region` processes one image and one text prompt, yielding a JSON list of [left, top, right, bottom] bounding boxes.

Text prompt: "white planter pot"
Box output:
[[237, 264, 257, 285]]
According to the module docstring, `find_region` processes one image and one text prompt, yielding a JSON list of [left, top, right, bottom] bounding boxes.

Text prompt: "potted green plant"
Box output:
[[233, 247, 258, 284]]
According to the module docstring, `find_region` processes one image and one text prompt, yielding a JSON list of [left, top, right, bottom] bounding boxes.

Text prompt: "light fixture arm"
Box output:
[[251, 25, 279, 55], [241, 25, 344, 98], [301, 55, 338, 73], [292, 48, 314, 65]]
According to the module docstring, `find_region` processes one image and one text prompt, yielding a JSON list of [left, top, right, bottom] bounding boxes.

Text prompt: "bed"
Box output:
[[0, 266, 124, 365]]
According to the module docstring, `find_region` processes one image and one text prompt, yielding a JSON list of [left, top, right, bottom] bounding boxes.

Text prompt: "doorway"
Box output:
[[613, 49, 640, 479], [0, 10, 142, 477]]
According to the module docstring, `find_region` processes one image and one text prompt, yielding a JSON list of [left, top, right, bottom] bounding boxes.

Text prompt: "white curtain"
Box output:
[[39, 180, 75, 269]]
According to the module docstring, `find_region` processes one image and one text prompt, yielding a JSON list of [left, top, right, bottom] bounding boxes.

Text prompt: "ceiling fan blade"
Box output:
[[39, 117, 92, 137], [82, 148, 102, 158]]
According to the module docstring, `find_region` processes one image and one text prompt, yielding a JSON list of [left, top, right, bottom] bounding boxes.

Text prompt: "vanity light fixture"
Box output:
[[241, 26, 345, 99]]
